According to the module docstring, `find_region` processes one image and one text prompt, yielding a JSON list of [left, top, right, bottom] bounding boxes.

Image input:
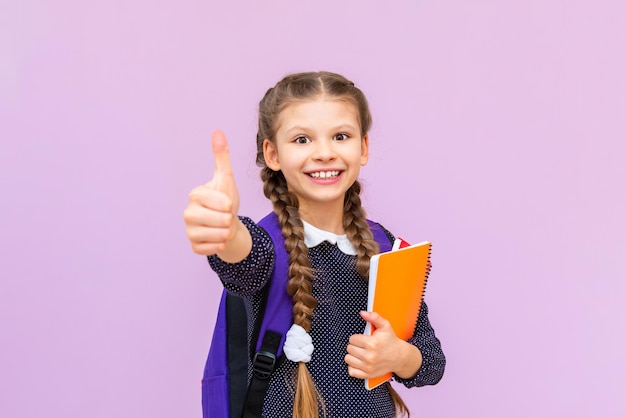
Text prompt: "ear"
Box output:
[[360, 134, 369, 166], [263, 139, 281, 171]]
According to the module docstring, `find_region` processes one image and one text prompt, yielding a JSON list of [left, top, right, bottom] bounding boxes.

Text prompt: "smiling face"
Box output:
[[263, 98, 369, 222]]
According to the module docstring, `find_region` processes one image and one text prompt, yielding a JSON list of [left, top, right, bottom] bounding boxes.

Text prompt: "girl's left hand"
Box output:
[[345, 311, 422, 380]]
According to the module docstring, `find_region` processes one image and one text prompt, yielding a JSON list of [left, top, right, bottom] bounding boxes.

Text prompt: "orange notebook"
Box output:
[[364, 238, 432, 390]]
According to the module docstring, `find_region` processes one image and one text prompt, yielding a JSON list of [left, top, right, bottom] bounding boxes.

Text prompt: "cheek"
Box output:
[[279, 150, 306, 170], [349, 146, 367, 165], [278, 157, 297, 172]]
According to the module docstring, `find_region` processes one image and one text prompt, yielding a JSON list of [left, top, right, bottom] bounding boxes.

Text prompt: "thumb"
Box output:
[[360, 311, 392, 333], [210, 130, 234, 189]]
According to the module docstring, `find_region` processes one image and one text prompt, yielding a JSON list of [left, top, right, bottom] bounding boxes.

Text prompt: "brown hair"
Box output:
[[257, 71, 409, 418]]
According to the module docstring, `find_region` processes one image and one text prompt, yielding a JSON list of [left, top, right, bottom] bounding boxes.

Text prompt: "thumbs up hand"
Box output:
[[184, 131, 250, 260]]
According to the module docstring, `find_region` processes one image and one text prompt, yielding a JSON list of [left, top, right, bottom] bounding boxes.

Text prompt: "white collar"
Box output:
[[302, 220, 357, 255]]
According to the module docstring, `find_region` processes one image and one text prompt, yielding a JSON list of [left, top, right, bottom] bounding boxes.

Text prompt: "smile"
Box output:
[[308, 170, 341, 179]]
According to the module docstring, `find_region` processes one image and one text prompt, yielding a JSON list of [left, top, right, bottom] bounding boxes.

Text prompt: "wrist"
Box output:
[[393, 340, 423, 380], [217, 218, 252, 263]]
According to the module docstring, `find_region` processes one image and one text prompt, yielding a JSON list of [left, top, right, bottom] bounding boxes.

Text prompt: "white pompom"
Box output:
[[283, 324, 314, 363]]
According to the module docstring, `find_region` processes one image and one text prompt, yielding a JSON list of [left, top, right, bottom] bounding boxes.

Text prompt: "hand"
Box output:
[[345, 311, 422, 380], [184, 130, 241, 256]]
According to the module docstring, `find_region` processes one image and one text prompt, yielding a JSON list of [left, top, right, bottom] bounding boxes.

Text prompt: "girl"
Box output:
[[184, 71, 445, 418]]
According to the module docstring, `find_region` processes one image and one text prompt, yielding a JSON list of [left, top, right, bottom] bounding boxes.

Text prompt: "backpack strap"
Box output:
[[254, 212, 293, 357], [367, 220, 393, 253], [226, 292, 250, 417], [241, 212, 292, 418]]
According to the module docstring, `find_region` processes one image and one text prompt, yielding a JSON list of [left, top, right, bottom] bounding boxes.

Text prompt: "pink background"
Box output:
[[1, 1, 625, 417]]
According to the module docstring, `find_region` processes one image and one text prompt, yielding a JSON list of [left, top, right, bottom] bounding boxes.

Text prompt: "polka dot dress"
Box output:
[[208, 217, 445, 418]]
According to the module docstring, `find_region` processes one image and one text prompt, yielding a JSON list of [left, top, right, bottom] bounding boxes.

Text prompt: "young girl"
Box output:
[[184, 71, 445, 418]]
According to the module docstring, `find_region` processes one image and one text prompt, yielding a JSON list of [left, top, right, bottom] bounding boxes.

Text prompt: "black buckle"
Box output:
[[252, 351, 276, 380]]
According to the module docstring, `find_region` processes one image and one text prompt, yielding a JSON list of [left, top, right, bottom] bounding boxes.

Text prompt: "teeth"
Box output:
[[310, 171, 340, 179]]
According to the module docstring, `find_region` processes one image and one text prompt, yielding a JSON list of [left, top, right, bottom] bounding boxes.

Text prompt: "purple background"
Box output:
[[1, 1, 625, 417]]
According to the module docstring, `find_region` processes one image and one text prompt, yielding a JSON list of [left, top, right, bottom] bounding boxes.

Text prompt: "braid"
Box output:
[[343, 180, 380, 277], [261, 167, 317, 328], [261, 167, 324, 418]]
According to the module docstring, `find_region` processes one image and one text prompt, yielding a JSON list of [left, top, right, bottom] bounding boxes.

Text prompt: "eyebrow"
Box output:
[[284, 124, 358, 135]]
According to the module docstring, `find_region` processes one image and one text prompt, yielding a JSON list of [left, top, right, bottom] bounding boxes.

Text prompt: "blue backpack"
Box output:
[[201, 212, 392, 418]]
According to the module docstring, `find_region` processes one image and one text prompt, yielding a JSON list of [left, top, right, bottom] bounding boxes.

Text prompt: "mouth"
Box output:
[[307, 170, 342, 179]]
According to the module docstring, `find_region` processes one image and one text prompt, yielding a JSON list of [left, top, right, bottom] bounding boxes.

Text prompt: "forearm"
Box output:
[[208, 216, 274, 297]]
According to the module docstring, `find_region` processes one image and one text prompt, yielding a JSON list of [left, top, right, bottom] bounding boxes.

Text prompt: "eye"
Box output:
[[333, 133, 350, 141], [294, 136, 311, 144]]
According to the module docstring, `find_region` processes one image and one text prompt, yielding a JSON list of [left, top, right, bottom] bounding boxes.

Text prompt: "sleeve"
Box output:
[[393, 301, 446, 387], [206, 216, 275, 298]]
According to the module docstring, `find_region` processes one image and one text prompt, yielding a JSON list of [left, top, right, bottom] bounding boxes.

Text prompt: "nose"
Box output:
[[313, 138, 336, 161]]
